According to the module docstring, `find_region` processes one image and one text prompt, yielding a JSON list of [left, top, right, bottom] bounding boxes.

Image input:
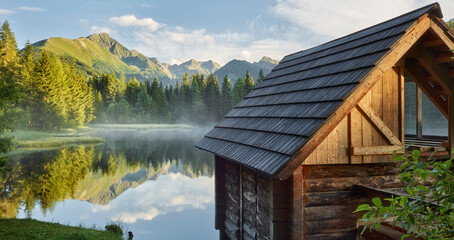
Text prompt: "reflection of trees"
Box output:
[[0, 146, 95, 217], [92, 130, 213, 177], [0, 129, 213, 217]]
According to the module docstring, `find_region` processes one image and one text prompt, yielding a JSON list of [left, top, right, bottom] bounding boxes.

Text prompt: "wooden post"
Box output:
[[398, 66, 405, 143], [449, 95, 454, 157], [416, 86, 423, 139]]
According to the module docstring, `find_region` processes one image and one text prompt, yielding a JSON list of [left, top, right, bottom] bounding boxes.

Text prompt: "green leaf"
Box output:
[[372, 197, 382, 207], [412, 150, 420, 160]]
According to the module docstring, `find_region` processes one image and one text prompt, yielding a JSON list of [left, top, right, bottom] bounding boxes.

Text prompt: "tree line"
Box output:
[[90, 69, 263, 124], [1, 20, 265, 129]]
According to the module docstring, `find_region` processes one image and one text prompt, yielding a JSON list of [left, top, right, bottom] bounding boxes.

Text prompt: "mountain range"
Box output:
[[31, 32, 279, 85]]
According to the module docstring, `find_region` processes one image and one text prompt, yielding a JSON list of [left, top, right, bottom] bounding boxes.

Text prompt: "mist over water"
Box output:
[[1, 126, 217, 240]]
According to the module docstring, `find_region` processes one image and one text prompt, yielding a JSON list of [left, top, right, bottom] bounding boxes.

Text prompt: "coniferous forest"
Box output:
[[0, 20, 265, 131]]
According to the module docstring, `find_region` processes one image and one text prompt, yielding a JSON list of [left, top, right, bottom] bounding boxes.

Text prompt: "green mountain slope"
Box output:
[[168, 59, 221, 79], [32, 37, 136, 76], [87, 33, 173, 81]]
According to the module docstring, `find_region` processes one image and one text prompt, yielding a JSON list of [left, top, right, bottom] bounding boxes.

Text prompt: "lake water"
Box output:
[[1, 127, 217, 240]]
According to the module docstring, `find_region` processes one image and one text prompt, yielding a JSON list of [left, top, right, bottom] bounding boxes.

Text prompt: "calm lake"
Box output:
[[1, 127, 217, 240]]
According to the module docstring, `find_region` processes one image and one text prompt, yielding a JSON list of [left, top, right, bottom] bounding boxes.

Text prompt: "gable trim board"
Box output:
[[195, 3, 453, 180]]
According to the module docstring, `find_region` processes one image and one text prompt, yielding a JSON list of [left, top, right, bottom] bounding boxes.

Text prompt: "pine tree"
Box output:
[[257, 68, 265, 84], [220, 75, 232, 116], [0, 20, 20, 73], [20, 40, 36, 92], [0, 20, 21, 170], [117, 72, 126, 98], [136, 84, 153, 120], [244, 71, 254, 95], [232, 77, 245, 106], [205, 73, 220, 122], [124, 77, 141, 106]]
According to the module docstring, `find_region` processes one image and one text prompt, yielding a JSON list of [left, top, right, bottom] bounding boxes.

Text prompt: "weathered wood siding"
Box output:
[[293, 163, 404, 240], [304, 67, 404, 165], [219, 158, 291, 240]]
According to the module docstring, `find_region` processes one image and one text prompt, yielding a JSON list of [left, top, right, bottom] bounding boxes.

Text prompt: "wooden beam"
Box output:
[[416, 47, 453, 94], [449, 95, 454, 157], [351, 146, 404, 155], [276, 14, 431, 180], [422, 35, 444, 47], [430, 17, 454, 51], [357, 102, 402, 146], [416, 86, 423, 139], [405, 61, 448, 118], [398, 65, 405, 143], [436, 51, 454, 63]]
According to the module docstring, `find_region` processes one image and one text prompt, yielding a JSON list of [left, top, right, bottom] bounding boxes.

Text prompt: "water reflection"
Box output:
[[0, 127, 215, 239]]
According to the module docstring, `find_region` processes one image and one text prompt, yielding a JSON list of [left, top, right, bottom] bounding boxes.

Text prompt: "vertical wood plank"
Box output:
[[349, 108, 363, 164], [398, 65, 405, 143], [328, 126, 340, 164], [338, 117, 349, 164], [371, 76, 384, 147], [449, 95, 454, 157], [391, 67, 400, 138], [316, 134, 328, 164], [416, 86, 423, 139], [362, 91, 373, 163]]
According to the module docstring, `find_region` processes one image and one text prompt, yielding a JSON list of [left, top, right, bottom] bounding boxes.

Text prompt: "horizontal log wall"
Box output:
[[299, 163, 404, 240]]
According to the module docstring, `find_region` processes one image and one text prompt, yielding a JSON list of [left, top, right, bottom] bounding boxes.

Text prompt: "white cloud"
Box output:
[[90, 26, 115, 34], [272, 0, 454, 42], [79, 19, 88, 24], [0, 9, 14, 15], [105, 1, 454, 66], [91, 173, 214, 224], [17, 6, 46, 12], [109, 14, 161, 31]]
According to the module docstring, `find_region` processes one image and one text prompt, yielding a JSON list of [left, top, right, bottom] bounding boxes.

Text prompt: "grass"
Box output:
[[88, 123, 193, 130], [8, 129, 104, 151], [0, 218, 123, 240]]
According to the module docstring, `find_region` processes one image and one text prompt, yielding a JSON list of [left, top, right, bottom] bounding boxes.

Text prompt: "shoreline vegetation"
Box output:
[[8, 123, 193, 152], [0, 219, 123, 240]]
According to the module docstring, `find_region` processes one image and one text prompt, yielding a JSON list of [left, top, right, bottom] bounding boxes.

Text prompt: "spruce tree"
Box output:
[[220, 75, 232, 116], [232, 77, 245, 106], [257, 68, 265, 84], [244, 71, 255, 95], [0, 20, 20, 170]]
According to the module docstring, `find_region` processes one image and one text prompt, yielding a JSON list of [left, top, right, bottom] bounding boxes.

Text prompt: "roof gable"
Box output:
[[196, 3, 441, 178]]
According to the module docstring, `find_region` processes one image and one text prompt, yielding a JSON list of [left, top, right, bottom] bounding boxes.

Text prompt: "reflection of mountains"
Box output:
[[1, 129, 213, 217], [76, 161, 205, 205]]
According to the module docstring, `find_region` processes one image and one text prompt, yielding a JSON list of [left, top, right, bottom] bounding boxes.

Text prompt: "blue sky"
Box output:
[[1, 0, 454, 65]]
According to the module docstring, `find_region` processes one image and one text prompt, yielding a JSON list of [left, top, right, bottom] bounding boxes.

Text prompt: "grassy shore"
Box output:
[[0, 219, 123, 240], [88, 123, 193, 130], [9, 128, 103, 150]]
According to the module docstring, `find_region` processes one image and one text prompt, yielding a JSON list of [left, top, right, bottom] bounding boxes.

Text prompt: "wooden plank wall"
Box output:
[[300, 163, 404, 239], [225, 161, 241, 239], [215, 156, 227, 239], [304, 67, 403, 165], [221, 160, 291, 240]]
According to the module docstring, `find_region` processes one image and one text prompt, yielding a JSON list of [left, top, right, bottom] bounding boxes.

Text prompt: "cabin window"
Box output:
[[404, 80, 448, 138]]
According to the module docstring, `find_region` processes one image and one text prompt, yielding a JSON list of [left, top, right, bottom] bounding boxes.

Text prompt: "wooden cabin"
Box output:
[[196, 3, 454, 239]]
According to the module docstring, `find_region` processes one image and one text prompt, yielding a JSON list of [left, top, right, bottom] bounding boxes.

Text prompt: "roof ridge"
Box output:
[[282, 2, 440, 63]]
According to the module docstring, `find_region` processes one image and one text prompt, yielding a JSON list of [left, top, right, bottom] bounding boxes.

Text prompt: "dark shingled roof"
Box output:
[[195, 3, 441, 177]]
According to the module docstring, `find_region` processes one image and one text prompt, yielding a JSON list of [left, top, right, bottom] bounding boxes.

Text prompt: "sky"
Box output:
[[1, 0, 454, 65]]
